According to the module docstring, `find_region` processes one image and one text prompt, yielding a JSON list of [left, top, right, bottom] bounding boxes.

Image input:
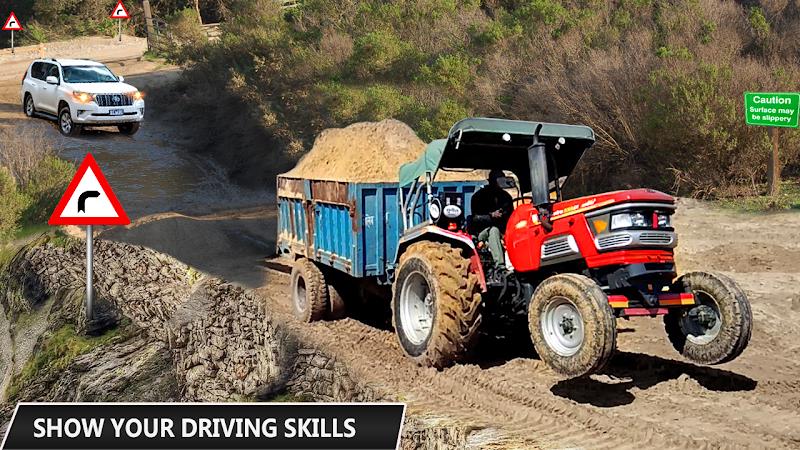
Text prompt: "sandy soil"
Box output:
[[2, 37, 799, 449]]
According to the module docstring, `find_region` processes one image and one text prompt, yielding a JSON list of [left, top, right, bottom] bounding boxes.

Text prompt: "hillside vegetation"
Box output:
[[163, 0, 800, 199]]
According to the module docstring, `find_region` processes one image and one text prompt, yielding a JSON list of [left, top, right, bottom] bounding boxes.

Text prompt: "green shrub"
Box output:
[[349, 30, 412, 78], [20, 22, 49, 45], [0, 168, 27, 242], [20, 156, 73, 226], [417, 53, 476, 94]]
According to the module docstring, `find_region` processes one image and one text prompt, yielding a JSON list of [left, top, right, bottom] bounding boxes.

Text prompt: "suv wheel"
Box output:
[[58, 106, 82, 136], [23, 94, 36, 117], [117, 123, 140, 135]]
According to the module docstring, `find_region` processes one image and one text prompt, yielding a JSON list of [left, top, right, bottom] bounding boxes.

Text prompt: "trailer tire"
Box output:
[[528, 274, 616, 378], [290, 258, 328, 323], [392, 242, 482, 368], [664, 271, 752, 365], [325, 275, 348, 320]]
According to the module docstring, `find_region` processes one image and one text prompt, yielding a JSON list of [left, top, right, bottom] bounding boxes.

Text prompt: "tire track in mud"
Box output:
[[260, 276, 798, 450]]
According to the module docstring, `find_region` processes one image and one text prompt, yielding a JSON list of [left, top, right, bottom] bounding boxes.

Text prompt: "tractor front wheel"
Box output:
[[392, 242, 482, 368], [528, 274, 616, 377], [664, 271, 752, 364]]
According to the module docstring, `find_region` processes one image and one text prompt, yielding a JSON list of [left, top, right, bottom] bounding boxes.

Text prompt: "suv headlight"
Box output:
[[71, 91, 93, 104], [610, 212, 647, 230], [131, 91, 144, 101]]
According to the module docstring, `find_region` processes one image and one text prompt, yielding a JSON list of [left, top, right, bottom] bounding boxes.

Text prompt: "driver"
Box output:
[[470, 169, 513, 271]]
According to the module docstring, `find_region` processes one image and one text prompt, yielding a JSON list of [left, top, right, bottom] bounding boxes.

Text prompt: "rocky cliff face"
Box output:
[[0, 236, 480, 448]]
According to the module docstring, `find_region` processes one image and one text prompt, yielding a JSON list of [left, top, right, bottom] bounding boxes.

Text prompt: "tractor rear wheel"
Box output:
[[528, 274, 616, 377], [664, 271, 752, 365], [392, 242, 483, 368], [290, 258, 328, 323]]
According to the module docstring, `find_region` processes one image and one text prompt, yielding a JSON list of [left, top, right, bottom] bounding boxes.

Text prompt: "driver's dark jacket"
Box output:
[[470, 185, 513, 233]]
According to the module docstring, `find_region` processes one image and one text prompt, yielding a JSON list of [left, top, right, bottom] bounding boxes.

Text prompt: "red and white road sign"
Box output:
[[49, 154, 130, 226], [109, 0, 130, 19], [2, 12, 23, 31]]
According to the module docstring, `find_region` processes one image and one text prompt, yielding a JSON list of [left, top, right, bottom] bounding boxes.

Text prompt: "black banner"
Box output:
[[1, 403, 405, 450]]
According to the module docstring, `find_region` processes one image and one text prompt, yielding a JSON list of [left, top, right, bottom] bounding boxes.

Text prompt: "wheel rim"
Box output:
[[541, 296, 584, 357], [60, 112, 72, 133], [25, 97, 33, 115], [293, 276, 307, 313], [680, 290, 722, 345], [399, 270, 434, 346]]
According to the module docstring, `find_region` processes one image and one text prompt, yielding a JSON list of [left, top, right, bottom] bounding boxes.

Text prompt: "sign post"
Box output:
[[48, 154, 129, 321], [3, 12, 23, 54], [109, 0, 131, 42], [744, 92, 800, 196]]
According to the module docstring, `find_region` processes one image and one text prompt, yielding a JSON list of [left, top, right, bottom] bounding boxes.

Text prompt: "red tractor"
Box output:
[[390, 118, 751, 377], [278, 117, 752, 378]]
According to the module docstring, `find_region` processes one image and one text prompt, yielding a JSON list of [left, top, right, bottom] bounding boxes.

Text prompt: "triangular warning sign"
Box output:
[[2, 12, 23, 31], [109, 0, 130, 19], [49, 153, 130, 226]]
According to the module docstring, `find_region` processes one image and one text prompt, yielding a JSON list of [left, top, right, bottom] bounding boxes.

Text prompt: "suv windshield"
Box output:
[[62, 65, 118, 83]]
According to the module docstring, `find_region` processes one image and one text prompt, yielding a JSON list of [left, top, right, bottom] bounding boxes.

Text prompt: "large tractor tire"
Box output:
[[528, 274, 616, 378], [664, 271, 752, 365], [290, 258, 328, 323], [392, 241, 483, 368]]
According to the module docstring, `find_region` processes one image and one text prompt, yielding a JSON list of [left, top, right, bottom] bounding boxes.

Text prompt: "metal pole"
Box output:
[[11, 30, 14, 54], [118, 19, 122, 42], [86, 225, 93, 320]]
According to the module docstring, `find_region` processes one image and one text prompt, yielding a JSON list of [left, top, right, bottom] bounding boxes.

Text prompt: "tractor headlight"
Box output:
[[610, 212, 647, 230], [443, 204, 462, 219], [428, 201, 441, 220], [657, 213, 671, 228]]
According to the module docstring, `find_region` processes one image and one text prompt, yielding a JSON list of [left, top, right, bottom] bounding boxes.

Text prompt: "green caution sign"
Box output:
[[744, 92, 799, 128]]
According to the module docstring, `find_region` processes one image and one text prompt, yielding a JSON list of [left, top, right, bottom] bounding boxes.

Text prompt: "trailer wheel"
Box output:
[[528, 274, 616, 377], [664, 271, 752, 365], [392, 242, 482, 368], [324, 274, 348, 320], [290, 258, 328, 323]]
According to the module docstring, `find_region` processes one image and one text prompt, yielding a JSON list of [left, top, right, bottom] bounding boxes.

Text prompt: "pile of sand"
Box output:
[[283, 119, 484, 183]]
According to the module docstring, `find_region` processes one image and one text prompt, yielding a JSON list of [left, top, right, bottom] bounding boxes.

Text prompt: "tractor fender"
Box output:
[[395, 225, 487, 292]]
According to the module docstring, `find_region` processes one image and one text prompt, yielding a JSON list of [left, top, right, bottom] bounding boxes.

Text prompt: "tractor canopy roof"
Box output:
[[399, 117, 596, 190]]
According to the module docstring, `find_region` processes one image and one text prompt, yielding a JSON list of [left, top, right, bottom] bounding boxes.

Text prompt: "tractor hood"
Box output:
[[399, 117, 596, 190], [549, 188, 675, 221]]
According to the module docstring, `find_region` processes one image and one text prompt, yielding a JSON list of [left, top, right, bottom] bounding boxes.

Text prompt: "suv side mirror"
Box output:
[[118, 75, 124, 82], [46, 76, 58, 85]]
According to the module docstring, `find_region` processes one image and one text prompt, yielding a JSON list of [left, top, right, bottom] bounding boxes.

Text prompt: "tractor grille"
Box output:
[[639, 231, 674, 245], [94, 93, 133, 107], [541, 235, 578, 259], [596, 233, 633, 250], [595, 230, 676, 250]]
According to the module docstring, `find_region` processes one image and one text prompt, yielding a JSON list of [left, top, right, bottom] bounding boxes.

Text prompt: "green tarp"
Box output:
[[399, 139, 446, 187]]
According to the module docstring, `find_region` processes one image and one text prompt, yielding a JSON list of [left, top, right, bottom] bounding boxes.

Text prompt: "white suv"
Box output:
[[21, 58, 145, 136]]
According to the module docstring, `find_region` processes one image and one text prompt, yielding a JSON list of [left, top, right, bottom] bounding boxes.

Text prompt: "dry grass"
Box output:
[[0, 127, 61, 190]]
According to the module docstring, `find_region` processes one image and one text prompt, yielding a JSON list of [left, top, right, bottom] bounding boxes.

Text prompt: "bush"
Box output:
[[0, 128, 72, 243], [165, 0, 800, 198], [0, 168, 26, 242]]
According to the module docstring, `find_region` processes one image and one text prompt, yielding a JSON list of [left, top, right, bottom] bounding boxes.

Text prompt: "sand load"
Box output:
[[283, 119, 484, 183]]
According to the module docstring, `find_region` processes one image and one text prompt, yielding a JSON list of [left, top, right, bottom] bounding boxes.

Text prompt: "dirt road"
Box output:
[[2, 38, 799, 449]]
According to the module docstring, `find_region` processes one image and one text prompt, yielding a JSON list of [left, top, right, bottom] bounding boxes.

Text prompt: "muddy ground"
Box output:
[[2, 39, 799, 449]]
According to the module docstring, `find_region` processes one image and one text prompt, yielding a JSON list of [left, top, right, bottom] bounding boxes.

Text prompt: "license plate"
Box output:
[[110, 109, 124, 116]]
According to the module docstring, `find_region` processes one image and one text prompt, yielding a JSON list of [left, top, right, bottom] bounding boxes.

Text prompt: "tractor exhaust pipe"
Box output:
[[528, 124, 549, 208], [528, 124, 553, 231]]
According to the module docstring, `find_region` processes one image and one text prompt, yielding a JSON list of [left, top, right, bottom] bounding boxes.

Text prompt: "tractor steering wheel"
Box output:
[[511, 196, 533, 207]]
